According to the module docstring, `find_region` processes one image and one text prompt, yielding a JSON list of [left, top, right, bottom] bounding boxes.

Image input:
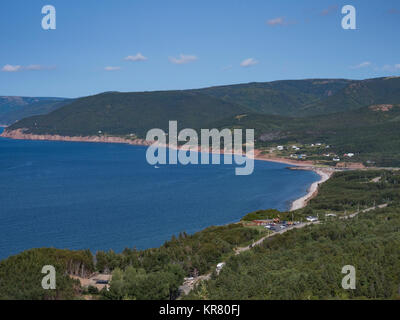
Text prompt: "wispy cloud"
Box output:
[[350, 61, 371, 69], [124, 53, 148, 62], [388, 8, 400, 15], [169, 54, 198, 65], [379, 64, 400, 72], [104, 66, 121, 71], [2, 64, 22, 72], [321, 5, 338, 16], [266, 17, 286, 26], [1, 64, 55, 72], [240, 58, 259, 68]]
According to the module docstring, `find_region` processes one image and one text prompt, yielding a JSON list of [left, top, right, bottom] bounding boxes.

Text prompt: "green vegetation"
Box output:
[[186, 170, 400, 300], [0, 96, 70, 125], [245, 170, 400, 221], [8, 91, 249, 137], [195, 78, 353, 116], [303, 170, 400, 214], [213, 104, 400, 167], [241, 209, 282, 221], [187, 206, 400, 300], [0, 248, 94, 300], [197, 77, 400, 116], [98, 224, 261, 300]]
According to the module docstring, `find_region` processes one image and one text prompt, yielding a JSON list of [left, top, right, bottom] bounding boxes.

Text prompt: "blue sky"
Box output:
[[0, 0, 399, 98]]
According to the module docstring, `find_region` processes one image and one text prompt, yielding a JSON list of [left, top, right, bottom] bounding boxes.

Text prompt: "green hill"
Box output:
[[300, 77, 400, 115], [211, 104, 400, 166], [0, 96, 70, 125], [196, 77, 400, 116], [8, 91, 250, 137], [195, 78, 353, 116]]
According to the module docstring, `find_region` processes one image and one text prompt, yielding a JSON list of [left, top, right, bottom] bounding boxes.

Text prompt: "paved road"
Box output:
[[178, 203, 388, 297]]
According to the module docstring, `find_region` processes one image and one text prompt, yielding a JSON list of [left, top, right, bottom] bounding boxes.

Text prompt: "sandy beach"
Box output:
[[290, 168, 333, 211]]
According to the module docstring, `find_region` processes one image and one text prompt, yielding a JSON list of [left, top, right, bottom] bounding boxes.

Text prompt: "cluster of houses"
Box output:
[[332, 153, 355, 162], [275, 144, 357, 164]]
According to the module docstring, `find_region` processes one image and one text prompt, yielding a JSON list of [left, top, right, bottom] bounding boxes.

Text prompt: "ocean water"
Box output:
[[0, 128, 319, 260]]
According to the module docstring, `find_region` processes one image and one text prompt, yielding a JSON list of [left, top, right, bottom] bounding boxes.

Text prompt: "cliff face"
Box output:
[[0, 128, 153, 146]]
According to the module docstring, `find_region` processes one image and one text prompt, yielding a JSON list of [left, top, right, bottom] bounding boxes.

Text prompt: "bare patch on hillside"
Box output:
[[369, 104, 394, 112]]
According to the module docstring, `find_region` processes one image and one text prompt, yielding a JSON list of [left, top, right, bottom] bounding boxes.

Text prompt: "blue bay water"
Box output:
[[0, 128, 319, 260]]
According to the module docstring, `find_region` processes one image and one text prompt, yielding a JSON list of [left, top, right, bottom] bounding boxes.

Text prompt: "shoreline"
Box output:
[[289, 168, 333, 211], [1, 129, 334, 211], [0, 129, 321, 166]]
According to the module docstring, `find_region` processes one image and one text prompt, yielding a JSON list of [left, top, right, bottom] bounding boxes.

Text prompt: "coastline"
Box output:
[[0, 129, 321, 166], [1, 128, 334, 211], [289, 168, 333, 211]]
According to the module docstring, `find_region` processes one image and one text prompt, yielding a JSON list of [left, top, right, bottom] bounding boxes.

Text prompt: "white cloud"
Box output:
[[1, 64, 54, 72], [2, 64, 22, 72], [350, 61, 371, 69], [104, 66, 121, 71], [240, 58, 259, 68], [124, 53, 148, 62], [266, 17, 286, 26], [169, 54, 198, 65], [379, 64, 400, 72]]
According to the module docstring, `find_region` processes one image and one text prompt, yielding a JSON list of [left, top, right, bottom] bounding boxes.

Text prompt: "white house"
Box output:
[[216, 262, 226, 273], [277, 146, 284, 151], [306, 216, 318, 222]]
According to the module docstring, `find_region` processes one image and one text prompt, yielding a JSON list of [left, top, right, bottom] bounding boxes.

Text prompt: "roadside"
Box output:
[[179, 202, 389, 298]]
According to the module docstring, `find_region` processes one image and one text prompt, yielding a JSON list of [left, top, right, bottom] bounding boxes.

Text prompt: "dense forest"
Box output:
[[1, 169, 399, 300], [187, 205, 400, 299], [186, 170, 400, 300], [0, 248, 93, 300]]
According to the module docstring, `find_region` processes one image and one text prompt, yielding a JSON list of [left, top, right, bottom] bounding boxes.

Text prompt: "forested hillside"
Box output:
[[212, 104, 400, 166], [186, 170, 400, 300], [187, 206, 400, 300], [0, 96, 70, 125], [7, 91, 249, 137], [0, 248, 94, 300], [6, 77, 400, 135]]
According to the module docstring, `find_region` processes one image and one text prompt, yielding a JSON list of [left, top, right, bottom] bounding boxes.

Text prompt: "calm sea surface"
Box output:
[[0, 128, 319, 259]]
